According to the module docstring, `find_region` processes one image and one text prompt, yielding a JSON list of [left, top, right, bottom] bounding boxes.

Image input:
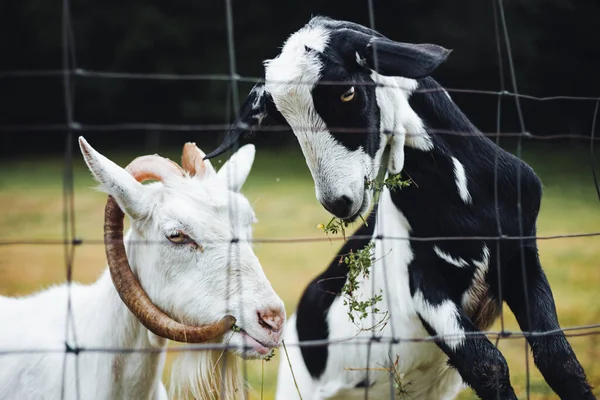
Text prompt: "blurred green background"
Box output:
[[1, 141, 599, 399]]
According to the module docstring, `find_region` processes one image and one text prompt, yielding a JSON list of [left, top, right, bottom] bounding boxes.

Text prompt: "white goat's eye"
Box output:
[[167, 231, 192, 245], [340, 86, 355, 102]]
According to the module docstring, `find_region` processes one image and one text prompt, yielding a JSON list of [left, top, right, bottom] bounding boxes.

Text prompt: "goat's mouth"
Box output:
[[344, 188, 371, 223], [232, 327, 278, 359]]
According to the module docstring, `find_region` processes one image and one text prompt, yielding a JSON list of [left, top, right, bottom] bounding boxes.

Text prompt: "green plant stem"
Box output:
[[282, 340, 303, 400]]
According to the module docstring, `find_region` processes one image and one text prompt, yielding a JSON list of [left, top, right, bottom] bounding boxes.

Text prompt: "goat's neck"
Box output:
[[387, 76, 516, 239], [72, 229, 166, 399], [404, 76, 481, 155]]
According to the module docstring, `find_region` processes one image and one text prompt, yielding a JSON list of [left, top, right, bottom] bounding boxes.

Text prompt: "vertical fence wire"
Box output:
[[492, 0, 507, 395], [366, 2, 378, 398], [495, 0, 532, 396], [60, 0, 80, 396], [223, 0, 246, 398], [590, 100, 600, 202]]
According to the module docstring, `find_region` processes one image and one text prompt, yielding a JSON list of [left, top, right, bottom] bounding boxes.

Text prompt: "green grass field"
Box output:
[[0, 141, 599, 399]]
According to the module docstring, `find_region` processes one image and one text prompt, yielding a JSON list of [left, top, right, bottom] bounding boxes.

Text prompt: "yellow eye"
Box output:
[[340, 86, 355, 102], [167, 231, 190, 244]]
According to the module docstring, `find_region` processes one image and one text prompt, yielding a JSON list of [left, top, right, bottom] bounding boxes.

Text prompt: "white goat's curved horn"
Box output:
[[104, 155, 236, 343], [126, 154, 185, 182]]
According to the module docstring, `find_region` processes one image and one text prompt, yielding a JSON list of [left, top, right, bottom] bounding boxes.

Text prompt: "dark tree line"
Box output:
[[1, 0, 599, 156]]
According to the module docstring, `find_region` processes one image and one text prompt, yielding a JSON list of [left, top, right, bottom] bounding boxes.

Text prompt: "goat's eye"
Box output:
[[167, 231, 192, 244], [340, 86, 355, 102]]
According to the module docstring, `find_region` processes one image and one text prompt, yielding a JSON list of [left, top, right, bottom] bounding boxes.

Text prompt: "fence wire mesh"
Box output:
[[1, 0, 599, 399]]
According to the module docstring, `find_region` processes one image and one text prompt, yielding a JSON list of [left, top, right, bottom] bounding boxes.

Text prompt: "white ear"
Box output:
[[387, 132, 405, 175], [182, 142, 217, 180], [216, 144, 256, 192], [78, 136, 146, 218]]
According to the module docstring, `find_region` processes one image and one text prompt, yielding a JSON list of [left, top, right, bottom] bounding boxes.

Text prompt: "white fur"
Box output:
[[451, 156, 472, 204], [251, 84, 265, 110], [169, 350, 243, 400], [461, 245, 491, 309], [372, 73, 432, 175], [250, 85, 268, 125], [433, 246, 469, 268], [412, 291, 466, 351], [275, 187, 464, 399], [0, 139, 285, 400], [472, 245, 490, 271]]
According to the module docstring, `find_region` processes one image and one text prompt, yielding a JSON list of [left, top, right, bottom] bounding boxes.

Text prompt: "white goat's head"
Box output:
[[79, 137, 285, 359], [206, 16, 450, 221]]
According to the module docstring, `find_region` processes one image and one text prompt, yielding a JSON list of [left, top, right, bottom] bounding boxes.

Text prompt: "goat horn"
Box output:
[[126, 154, 185, 181], [104, 156, 236, 343]]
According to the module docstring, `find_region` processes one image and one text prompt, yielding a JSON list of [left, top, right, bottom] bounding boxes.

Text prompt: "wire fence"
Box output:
[[1, 0, 600, 398]]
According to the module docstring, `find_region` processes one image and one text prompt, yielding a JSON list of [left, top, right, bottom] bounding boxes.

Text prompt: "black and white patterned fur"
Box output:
[[206, 16, 593, 400]]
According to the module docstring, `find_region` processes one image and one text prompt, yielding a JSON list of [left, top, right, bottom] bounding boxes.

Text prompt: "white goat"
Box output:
[[0, 137, 285, 400]]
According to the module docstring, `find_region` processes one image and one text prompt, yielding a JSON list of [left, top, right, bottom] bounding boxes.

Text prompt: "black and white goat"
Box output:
[[206, 16, 593, 400]]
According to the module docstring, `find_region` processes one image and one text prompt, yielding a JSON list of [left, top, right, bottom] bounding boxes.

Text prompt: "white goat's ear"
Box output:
[[387, 132, 406, 175], [78, 136, 146, 218], [181, 142, 217, 180], [216, 144, 256, 192]]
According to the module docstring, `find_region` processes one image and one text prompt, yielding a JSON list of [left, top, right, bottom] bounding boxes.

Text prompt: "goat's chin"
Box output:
[[345, 189, 371, 223], [227, 331, 278, 360]]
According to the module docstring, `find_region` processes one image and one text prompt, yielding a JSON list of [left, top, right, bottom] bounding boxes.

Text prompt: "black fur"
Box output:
[[396, 76, 591, 398], [311, 47, 381, 156]]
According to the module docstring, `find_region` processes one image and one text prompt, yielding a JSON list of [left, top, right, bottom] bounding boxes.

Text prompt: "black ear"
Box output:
[[366, 39, 451, 78], [204, 83, 287, 160], [336, 29, 451, 79]]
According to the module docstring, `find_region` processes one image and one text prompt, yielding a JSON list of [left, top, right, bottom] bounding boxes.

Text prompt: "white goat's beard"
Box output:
[[169, 350, 244, 400]]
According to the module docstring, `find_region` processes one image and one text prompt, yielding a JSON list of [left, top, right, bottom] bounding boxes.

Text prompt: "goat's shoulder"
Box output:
[[408, 77, 542, 215]]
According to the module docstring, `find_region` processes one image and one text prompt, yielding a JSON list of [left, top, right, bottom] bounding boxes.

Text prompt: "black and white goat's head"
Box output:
[[207, 16, 451, 220]]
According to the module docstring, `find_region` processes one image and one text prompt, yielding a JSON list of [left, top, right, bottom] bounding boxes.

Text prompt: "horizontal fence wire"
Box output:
[[0, 232, 600, 246], [2, 123, 600, 142], [1, 68, 599, 101], [2, 323, 600, 356]]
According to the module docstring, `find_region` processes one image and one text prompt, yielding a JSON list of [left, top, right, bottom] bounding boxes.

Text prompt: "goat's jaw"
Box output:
[[227, 330, 280, 360], [350, 187, 372, 223]]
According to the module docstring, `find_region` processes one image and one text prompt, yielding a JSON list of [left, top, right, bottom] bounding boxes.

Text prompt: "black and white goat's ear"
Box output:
[[216, 144, 256, 192], [365, 39, 451, 79], [78, 136, 146, 219], [340, 29, 451, 79], [386, 131, 406, 175], [204, 83, 287, 160]]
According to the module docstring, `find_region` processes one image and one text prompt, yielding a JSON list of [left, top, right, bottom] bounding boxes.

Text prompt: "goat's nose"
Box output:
[[257, 309, 284, 334], [322, 195, 353, 218]]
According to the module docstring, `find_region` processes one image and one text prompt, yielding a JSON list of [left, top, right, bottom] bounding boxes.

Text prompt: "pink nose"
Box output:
[[257, 308, 284, 335]]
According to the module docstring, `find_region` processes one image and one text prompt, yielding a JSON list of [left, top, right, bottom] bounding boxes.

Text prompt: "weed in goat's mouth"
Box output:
[[318, 216, 351, 240], [317, 173, 411, 240]]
